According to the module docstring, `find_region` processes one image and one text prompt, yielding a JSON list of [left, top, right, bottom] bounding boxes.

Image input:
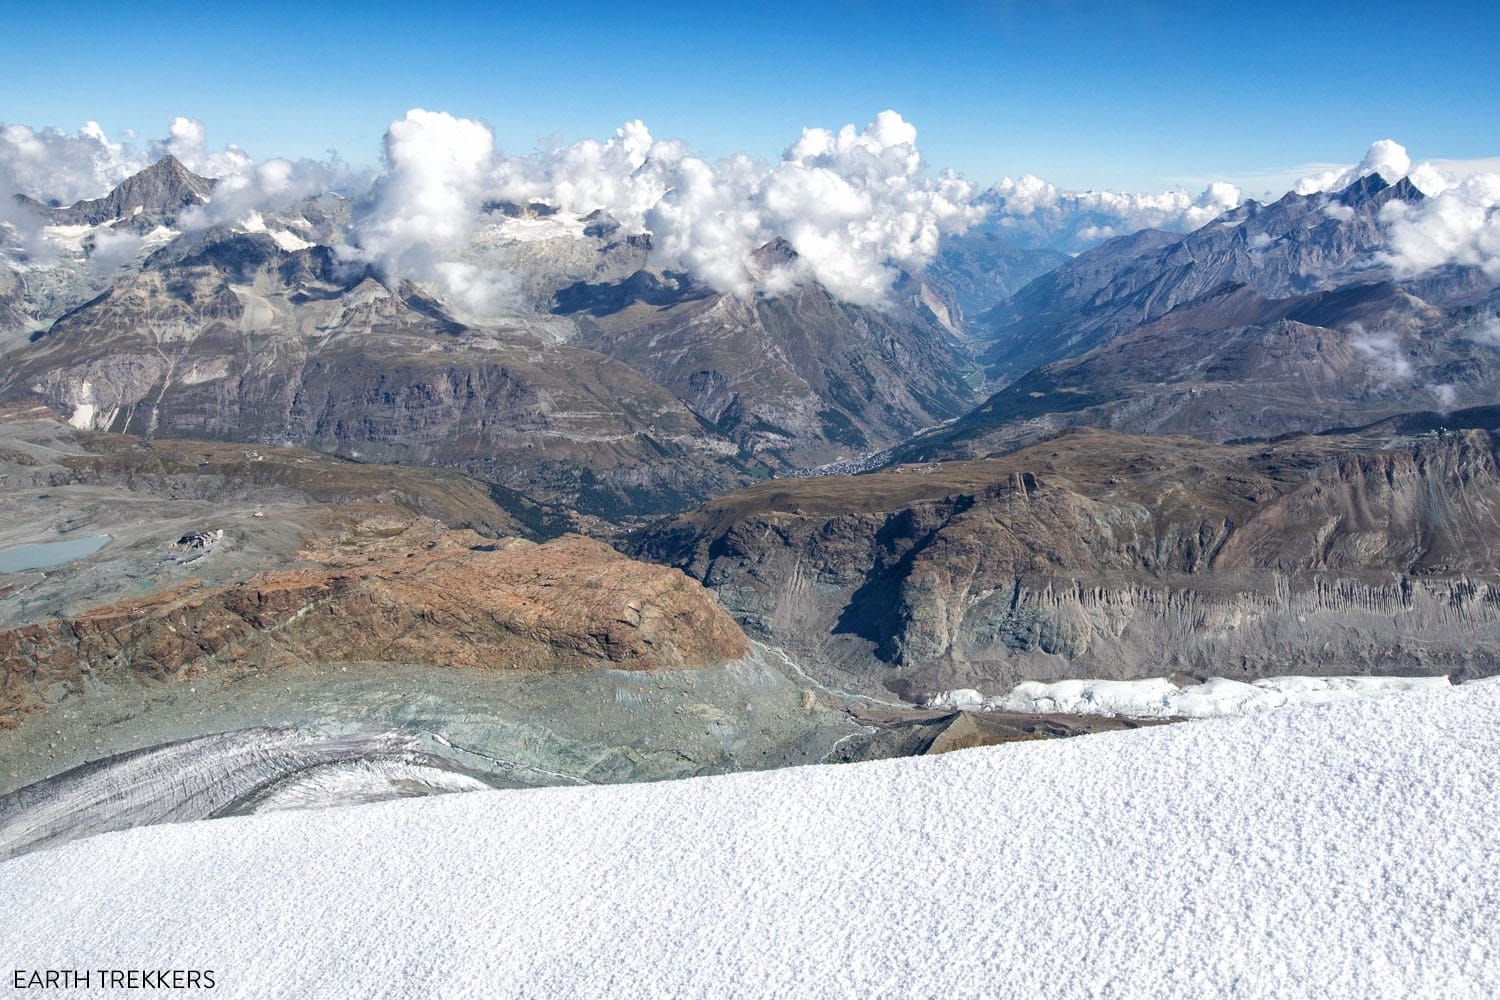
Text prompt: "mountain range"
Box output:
[[1, 159, 1057, 516], [3, 153, 1500, 702]]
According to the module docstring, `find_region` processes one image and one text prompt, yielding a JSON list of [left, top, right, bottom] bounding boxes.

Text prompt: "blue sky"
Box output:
[[7, 0, 1498, 192]]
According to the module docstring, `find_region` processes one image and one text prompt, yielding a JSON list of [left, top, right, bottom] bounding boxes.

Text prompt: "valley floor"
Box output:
[[2, 681, 1495, 998]]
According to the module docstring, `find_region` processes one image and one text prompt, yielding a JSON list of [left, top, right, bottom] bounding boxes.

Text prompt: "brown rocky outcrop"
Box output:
[[1, 523, 747, 725], [633, 424, 1500, 694]]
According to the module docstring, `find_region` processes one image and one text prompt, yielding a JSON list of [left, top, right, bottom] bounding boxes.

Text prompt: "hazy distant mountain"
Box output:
[[921, 228, 1069, 326]]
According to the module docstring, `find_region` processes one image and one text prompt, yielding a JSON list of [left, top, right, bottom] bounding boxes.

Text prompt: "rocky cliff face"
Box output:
[[2, 521, 747, 725], [634, 424, 1500, 697]]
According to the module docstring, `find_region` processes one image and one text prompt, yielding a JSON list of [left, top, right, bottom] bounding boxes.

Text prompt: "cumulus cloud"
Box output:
[[181, 156, 352, 232], [346, 108, 980, 309], [346, 109, 510, 314], [976, 175, 1242, 251], [492, 120, 685, 232], [753, 112, 980, 303], [148, 116, 253, 179], [1380, 172, 1500, 279], [1295, 139, 1412, 195], [0, 121, 142, 260], [0, 121, 146, 205]]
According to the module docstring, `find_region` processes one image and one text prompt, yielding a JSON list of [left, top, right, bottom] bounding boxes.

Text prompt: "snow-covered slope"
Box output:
[[929, 674, 1452, 718], [3, 682, 1497, 998]]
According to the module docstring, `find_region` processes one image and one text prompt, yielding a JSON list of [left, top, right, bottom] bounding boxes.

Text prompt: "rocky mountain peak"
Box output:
[[1337, 172, 1392, 206], [115, 154, 214, 208], [1337, 172, 1424, 209], [751, 237, 799, 266], [581, 210, 622, 239], [747, 238, 800, 283], [37, 154, 216, 231]]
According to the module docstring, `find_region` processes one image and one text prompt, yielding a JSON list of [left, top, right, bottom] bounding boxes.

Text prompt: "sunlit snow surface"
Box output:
[[928, 673, 1451, 718], [1, 680, 1495, 997]]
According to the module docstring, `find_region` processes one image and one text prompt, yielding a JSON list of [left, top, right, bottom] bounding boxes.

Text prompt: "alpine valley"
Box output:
[[2, 126, 1499, 860]]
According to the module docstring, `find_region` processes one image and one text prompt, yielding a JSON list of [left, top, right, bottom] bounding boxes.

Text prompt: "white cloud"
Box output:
[[8, 118, 1497, 309], [646, 154, 767, 295], [148, 116, 252, 179], [0, 121, 146, 205], [1380, 172, 1500, 279], [86, 227, 147, 274], [1295, 139, 1412, 195], [181, 156, 352, 232], [744, 110, 980, 304], [0, 121, 143, 261], [1350, 325, 1413, 382], [977, 175, 1242, 251], [344, 109, 511, 315], [346, 108, 980, 309], [1465, 313, 1500, 346], [510, 109, 977, 305], [492, 120, 684, 232]]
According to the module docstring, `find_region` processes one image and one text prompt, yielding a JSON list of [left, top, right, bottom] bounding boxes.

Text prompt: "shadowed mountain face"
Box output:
[[556, 250, 981, 469], [633, 417, 1500, 696], [975, 174, 1444, 383], [897, 174, 1500, 464], [899, 279, 1500, 462]]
